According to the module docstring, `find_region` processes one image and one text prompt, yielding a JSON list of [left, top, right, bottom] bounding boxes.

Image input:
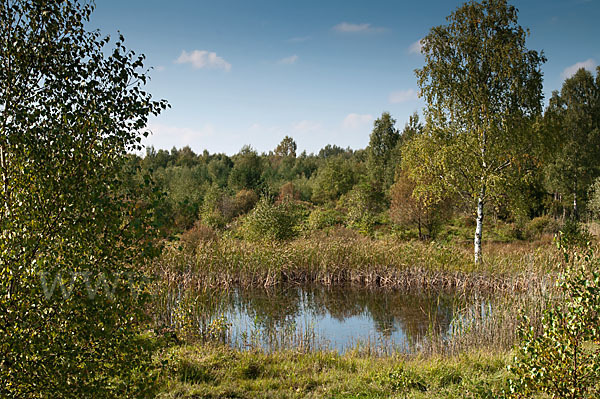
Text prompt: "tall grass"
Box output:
[[148, 232, 559, 291]]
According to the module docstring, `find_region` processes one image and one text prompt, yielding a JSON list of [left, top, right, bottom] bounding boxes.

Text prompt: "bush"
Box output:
[[234, 189, 258, 215], [560, 218, 593, 248], [523, 215, 560, 239], [240, 197, 308, 241], [307, 207, 344, 231], [277, 181, 301, 202], [340, 183, 380, 235], [181, 221, 218, 250], [508, 241, 600, 398]]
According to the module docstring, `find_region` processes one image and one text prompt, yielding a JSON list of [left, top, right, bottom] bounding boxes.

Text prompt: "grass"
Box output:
[[155, 343, 523, 398], [149, 230, 559, 292]]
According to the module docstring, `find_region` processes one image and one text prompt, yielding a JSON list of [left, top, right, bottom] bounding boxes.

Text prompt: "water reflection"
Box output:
[[184, 285, 483, 353]]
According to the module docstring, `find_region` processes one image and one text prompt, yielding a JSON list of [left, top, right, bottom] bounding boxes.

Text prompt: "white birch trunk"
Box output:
[[573, 178, 578, 220], [474, 193, 484, 264]]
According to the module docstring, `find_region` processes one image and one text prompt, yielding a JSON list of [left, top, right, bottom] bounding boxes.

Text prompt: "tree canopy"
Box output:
[[0, 0, 166, 396], [544, 67, 600, 220], [409, 0, 546, 262]]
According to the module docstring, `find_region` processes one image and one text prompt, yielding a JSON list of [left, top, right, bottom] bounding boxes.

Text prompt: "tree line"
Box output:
[[128, 57, 600, 246], [125, 0, 600, 265]]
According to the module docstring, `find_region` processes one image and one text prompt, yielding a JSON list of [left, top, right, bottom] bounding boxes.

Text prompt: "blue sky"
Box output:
[[90, 0, 600, 155]]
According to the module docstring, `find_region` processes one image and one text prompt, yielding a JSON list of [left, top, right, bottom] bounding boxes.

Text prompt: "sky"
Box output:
[[90, 0, 600, 155]]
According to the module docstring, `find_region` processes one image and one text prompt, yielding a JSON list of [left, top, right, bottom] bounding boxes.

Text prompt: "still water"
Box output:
[[185, 285, 491, 353]]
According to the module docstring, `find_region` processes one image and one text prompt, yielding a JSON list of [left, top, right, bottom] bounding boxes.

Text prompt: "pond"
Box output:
[[168, 285, 493, 354]]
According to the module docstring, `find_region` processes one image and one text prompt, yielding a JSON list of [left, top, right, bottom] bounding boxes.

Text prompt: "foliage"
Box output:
[[413, 0, 546, 262], [274, 135, 297, 158], [509, 240, 600, 398], [307, 207, 344, 231], [340, 182, 381, 235], [311, 156, 358, 204], [180, 221, 218, 251], [588, 177, 600, 220], [157, 165, 208, 229], [199, 185, 232, 228], [390, 170, 450, 240], [559, 219, 593, 248], [523, 215, 560, 240], [367, 112, 400, 193], [544, 67, 600, 220], [234, 188, 259, 215], [277, 181, 301, 202], [228, 145, 263, 191], [240, 197, 308, 241], [0, 0, 167, 397]]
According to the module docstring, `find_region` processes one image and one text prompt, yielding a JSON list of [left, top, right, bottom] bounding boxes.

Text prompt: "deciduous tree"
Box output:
[[367, 112, 400, 193], [0, 0, 167, 396], [544, 67, 600, 220], [413, 0, 545, 263]]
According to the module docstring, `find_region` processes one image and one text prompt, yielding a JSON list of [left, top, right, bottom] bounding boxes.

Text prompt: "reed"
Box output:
[[148, 233, 561, 292]]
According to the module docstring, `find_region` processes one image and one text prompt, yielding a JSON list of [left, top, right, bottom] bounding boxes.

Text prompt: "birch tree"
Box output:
[[544, 67, 600, 220], [413, 0, 545, 263], [0, 0, 166, 395]]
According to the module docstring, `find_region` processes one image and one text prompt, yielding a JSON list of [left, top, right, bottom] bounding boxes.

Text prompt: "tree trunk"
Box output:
[[573, 178, 578, 221], [474, 186, 485, 264]]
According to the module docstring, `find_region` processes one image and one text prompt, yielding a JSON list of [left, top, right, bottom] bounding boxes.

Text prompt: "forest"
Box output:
[[128, 64, 600, 250]]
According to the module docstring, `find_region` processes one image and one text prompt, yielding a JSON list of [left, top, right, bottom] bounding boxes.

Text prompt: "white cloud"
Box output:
[[342, 113, 373, 130], [389, 89, 418, 104], [562, 59, 597, 79], [409, 39, 423, 54], [332, 22, 385, 33], [175, 50, 231, 71], [278, 55, 299, 65], [155, 65, 166, 72]]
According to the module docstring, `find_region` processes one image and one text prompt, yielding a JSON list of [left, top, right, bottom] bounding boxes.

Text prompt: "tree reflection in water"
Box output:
[[178, 285, 487, 352]]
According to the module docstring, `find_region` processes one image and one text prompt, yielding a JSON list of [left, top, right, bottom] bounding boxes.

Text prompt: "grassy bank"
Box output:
[[155, 343, 519, 398]]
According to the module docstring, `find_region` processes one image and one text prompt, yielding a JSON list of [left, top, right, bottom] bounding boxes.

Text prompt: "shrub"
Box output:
[[181, 221, 218, 250], [234, 189, 259, 215], [200, 185, 244, 228], [560, 218, 593, 248], [389, 171, 450, 240], [241, 197, 307, 241], [277, 181, 301, 202], [523, 215, 560, 239], [340, 183, 380, 235], [307, 207, 344, 231], [508, 240, 600, 398]]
